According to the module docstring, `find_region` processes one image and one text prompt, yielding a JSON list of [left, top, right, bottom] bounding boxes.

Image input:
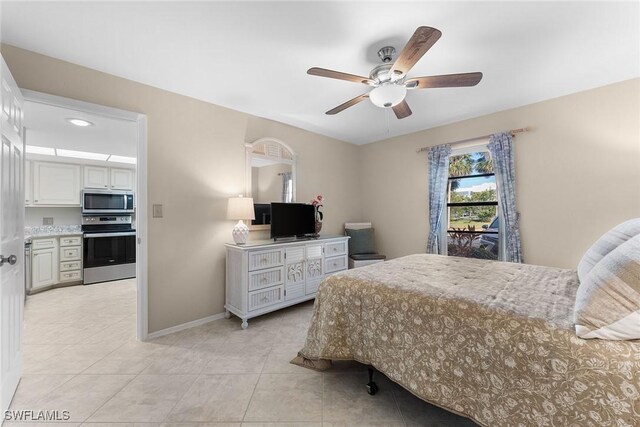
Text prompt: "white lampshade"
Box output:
[[369, 84, 407, 108], [227, 196, 255, 220]]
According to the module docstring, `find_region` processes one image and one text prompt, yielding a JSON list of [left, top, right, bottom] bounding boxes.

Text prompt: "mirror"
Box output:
[[245, 138, 297, 229]]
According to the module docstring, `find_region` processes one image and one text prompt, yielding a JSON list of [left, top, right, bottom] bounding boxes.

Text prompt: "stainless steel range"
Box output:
[[82, 215, 136, 285]]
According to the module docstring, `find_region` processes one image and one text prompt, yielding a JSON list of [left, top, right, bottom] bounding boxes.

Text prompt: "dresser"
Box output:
[[225, 235, 350, 329]]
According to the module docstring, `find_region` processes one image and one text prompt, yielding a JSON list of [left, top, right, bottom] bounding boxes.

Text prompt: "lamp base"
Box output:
[[232, 220, 249, 245]]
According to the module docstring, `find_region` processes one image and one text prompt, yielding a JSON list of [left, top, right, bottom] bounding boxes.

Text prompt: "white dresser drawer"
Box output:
[[249, 266, 284, 292], [248, 285, 284, 311], [60, 236, 82, 247], [59, 270, 82, 283], [325, 240, 347, 257], [60, 260, 82, 272], [32, 238, 56, 250], [248, 249, 284, 271], [325, 255, 348, 274], [60, 246, 81, 261]]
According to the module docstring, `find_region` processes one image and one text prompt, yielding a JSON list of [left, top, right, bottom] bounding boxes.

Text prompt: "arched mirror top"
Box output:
[[247, 137, 296, 163], [246, 138, 298, 230]]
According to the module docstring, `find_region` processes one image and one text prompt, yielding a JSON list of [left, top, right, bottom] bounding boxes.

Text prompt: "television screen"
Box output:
[[270, 203, 315, 239]]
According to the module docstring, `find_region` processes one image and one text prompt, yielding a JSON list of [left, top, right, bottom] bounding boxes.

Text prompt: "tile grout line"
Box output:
[[160, 371, 202, 423], [79, 371, 138, 423]]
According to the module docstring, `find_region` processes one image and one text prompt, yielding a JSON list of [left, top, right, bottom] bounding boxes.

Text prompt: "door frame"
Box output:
[[22, 90, 149, 340]]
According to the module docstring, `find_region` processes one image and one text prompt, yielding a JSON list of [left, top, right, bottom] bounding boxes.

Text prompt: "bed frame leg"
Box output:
[[366, 366, 378, 395]]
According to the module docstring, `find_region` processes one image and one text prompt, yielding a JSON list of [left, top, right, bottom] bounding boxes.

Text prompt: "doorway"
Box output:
[[22, 90, 148, 340]]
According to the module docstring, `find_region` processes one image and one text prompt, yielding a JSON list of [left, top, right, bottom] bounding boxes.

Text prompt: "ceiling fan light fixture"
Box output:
[[369, 84, 407, 108]]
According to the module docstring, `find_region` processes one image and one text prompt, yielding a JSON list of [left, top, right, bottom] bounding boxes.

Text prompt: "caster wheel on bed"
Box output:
[[366, 382, 378, 395]]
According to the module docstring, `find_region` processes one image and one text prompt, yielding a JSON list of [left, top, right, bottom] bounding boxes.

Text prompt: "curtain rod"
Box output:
[[416, 126, 532, 153]]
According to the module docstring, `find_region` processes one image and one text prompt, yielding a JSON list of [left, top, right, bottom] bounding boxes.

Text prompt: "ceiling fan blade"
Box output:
[[326, 93, 369, 115], [308, 67, 374, 85], [405, 72, 483, 89], [390, 26, 442, 76], [392, 100, 412, 119]]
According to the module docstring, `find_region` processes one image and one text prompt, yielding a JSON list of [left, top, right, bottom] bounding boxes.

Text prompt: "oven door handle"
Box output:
[[84, 232, 137, 238]]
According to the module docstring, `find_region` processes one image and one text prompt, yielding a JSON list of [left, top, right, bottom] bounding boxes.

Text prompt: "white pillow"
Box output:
[[577, 218, 640, 281], [574, 234, 640, 340]]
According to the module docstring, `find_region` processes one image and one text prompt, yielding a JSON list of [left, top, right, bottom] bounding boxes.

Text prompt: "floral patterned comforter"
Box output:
[[297, 254, 640, 427]]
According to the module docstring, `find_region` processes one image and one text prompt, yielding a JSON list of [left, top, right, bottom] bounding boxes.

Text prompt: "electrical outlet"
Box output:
[[42, 217, 54, 225], [152, 204, 163, 218]]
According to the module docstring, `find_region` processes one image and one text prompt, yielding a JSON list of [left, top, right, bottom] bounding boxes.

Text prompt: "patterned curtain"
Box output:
[[488, 132, 523, 263], [427, 144, 452, 254], [281, 172, 293, 203]]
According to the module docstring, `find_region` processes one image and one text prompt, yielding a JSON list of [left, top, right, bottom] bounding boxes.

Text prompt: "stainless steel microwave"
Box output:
[[82, 189, 134, 215]]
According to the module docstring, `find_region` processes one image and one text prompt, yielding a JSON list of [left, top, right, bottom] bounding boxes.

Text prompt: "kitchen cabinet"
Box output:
[[25, 160, 32, 205], [33, 162, 81, 205], [110, 168, 134, 190], [84, 165, 134, 190], [83, 165, 109, 189], [29, 236, 82, 293], [32, 240, 58, 290]]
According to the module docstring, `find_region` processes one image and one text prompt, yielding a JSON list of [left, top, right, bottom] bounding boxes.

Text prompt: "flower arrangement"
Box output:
[[311, 194, 324, 222]]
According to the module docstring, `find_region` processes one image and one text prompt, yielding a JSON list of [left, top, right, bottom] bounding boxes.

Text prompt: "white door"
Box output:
[[32, 248, 56, 289], [0, 57, 25, 414], [110, 167, 134, 190], [83, 165, 109, 189]]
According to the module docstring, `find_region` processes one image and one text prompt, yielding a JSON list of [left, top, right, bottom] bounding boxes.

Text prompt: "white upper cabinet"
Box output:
[[25, 160, 32, 205], [110, 167, 134, 190], [83, 165, 109, 189], [33, 162, 81, 205]]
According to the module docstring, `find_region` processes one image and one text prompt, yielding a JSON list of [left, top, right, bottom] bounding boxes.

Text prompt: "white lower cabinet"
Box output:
[[225, 236, 349, 329], [32, 241, 58, 291], [30, 235, 83, 293]]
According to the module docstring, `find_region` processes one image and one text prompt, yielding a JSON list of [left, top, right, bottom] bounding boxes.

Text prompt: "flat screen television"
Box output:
[[270, 202, 315, 239]]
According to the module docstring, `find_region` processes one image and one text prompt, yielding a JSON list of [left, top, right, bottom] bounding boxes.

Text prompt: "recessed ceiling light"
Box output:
[[25, 145, 56, 156], [66, 118, 94, 127], [56, 149, 109, 161], [107, 155, 136, 165]]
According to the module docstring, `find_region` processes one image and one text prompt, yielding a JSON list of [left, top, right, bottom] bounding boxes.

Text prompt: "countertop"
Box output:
[[25, 225, 83, 242]]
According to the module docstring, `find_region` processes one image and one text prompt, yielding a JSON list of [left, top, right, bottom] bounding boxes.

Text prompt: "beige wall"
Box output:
[[360, 78, 640, 269], [1, 45, 362, 333], [5, 43, 638, 333]]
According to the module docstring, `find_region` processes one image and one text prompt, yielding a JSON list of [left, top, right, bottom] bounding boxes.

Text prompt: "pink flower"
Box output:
[[317, 195, 323, 201]]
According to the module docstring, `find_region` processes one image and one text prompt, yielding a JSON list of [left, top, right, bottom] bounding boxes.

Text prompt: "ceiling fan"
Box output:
[[307, 26, 483, 119]]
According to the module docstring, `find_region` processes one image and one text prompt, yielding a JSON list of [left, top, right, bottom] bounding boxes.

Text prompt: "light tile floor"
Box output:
[[9, 279, 477, 426]]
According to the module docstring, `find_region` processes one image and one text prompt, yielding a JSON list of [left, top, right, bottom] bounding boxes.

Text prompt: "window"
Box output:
[[445, 147, 500, 260]]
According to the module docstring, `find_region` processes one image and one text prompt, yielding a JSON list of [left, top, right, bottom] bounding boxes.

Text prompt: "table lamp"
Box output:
[[227, 196, 255, 245]]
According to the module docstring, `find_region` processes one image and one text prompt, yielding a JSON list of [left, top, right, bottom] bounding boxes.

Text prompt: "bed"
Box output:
[[293, 254, 640, 427]]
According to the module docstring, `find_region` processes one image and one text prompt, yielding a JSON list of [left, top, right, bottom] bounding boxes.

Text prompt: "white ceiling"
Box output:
[[24, 101, 137, 157], [3, 2, 639, 145]]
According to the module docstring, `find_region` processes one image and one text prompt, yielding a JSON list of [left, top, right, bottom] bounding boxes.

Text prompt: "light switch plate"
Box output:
[[153, 204, 163, 218], [42, 217, 54, 225]]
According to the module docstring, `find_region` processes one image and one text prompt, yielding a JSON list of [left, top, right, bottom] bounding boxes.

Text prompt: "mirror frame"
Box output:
[[245, 137, 297, 231]]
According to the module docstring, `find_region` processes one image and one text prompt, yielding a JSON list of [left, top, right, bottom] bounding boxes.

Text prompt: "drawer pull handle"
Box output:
[[260, 257, 267, 263], [260, 278, 267, 282]]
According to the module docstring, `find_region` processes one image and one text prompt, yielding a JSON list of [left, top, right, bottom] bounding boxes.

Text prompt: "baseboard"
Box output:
[[146, 312, 226, 340]]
